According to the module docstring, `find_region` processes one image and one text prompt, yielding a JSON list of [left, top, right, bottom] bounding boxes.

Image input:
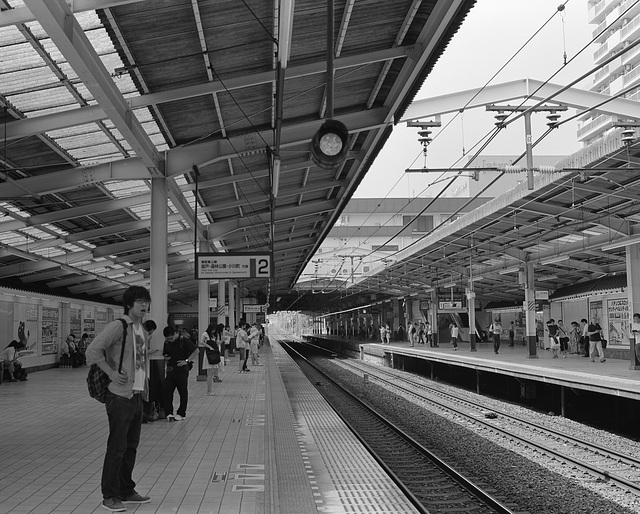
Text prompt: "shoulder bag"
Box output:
[[87, 319, 127, 403]]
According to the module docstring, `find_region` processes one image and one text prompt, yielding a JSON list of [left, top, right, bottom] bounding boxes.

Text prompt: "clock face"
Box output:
[[319, 132, 343, 156]]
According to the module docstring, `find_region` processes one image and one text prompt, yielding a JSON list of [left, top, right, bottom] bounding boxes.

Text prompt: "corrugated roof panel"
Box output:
[[104, 180, 149, 197], [68, 142, 122, 160], [32, 247, 66, 258], [0, 40, 46, 72], [26, 102, 78, 118], [3, 233, 28, 246], [54, 131, 113, 150], [0, 24, 25, 47], [8, 87, 79, 113], [20, 227, 54, 240]]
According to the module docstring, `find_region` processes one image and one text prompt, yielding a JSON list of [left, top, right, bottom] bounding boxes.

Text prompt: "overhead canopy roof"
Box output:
[[322, 134, 640, 313], [0, 0, 475, 307]]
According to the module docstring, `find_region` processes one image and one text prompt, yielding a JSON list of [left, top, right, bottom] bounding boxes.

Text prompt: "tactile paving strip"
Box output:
[[271, 341, 420, 513]]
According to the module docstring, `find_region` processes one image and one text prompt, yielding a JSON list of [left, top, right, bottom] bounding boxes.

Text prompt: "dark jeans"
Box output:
[[163, 368, 189, 417], [493, 334, 501, 353], [102, 391, 142, 500]]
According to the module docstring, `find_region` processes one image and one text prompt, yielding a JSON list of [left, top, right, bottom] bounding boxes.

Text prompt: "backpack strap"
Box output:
[[116, 318, 127, 373]]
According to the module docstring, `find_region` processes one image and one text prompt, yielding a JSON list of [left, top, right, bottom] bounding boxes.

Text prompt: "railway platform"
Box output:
[[359, 338, 640, 401], [0, 338, 418, 514], [303, 333, 640, 401]]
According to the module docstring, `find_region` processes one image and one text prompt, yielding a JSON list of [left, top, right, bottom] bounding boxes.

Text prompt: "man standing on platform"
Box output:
[[85, 285, 152, 512], [162, 326, 198, 421], [587, 315, 606, 363], [490, 319, 502, 354], [580, 318, 590, 357]]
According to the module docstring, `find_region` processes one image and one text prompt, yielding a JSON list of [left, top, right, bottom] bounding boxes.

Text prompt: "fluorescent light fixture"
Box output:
[[540, 255, 570, 265], [497, 266, 519, 275], [602, 234, 640, 251], [442, 282, 456, 288], [278, 0, 295, 68], [272, 156, 281, 198], [537, 275, 557, 281], [470, 275, 484, 282]]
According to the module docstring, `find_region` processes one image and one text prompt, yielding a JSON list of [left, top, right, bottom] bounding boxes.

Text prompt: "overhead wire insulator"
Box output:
[[494, 112, 508, 127], [538, 165, 558, 174], [503, 165, 524, 174], [546, 112, 561, 128], [621, 128, 636, 144]]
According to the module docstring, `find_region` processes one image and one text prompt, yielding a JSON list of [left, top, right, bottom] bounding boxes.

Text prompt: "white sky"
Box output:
[[355, 0, 596, 198]]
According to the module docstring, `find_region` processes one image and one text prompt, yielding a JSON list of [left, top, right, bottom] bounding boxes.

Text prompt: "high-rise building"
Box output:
[[580, 0, 640, 143]]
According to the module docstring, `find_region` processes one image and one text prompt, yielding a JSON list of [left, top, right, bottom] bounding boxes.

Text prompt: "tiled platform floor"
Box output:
[[0, 336, 419, 514]]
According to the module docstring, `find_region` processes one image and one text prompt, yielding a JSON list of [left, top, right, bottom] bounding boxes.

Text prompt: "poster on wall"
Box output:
[[0, 300, 14, 349], [607, 298, 629, 346], [83, 309, 96, 343], [96, 311, 108, 336], [41, 307, 59, 355], [13, 303, 38, 356], [70, 308, 81, 337]]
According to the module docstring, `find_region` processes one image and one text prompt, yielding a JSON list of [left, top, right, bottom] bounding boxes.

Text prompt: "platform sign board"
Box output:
[[438, 301, 465, 312], [196, 253, 271, 279], [244, 305, 266, 313], [534, 290, 549, 300]]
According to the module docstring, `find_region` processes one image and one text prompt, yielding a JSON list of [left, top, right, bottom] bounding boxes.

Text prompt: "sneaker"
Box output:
[[120, 492, 151, 504], [167, 414, 175, 422], [213, 377, 222, 382], [173, 414, 184, 421], [600, 358, 606, 363], [102, 498, 126, 512]]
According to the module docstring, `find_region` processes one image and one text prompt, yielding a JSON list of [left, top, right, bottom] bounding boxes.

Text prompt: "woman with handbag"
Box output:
[[200, 323, 221, 395]]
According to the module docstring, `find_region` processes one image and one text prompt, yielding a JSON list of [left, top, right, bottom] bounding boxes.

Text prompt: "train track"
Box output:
[[279, 339, 516, 514], [334, 356, 640, 498]]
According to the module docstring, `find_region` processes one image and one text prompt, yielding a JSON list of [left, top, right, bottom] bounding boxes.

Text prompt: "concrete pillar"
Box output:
[[149, 177, 169, 407], [524, 261, 538, 359], [228, 280, 236, 330], [467, 290, 477, 351], [197, 249, 209, 381], [149, 177, 168, 354], [217, 279, 226, 325], [430, 291, 438, 346], [625, 242, 640, 369]]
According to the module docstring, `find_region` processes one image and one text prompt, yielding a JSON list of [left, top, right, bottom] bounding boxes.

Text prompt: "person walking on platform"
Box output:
[[632, 313, 640, 363], [236, 323, 250, 372], [450, 323, 459, 351], [557, 320, 569, 358], [580, 318, 590, 357], [409, 322, 417, 347], [200, 323, 222, 396], [546, 319, 560, 358], [587, 315, 606, 363], [85, 285, 152, 512], [569, 321, 580, 354], [379, 324, 387, 344], [426, 321, 434, 347], [162, 326, 198, 422], [384, 323, 391, 344], [508, 321, 515, 347], [249, 323, 262, 366], [489, 319, 502, 354]]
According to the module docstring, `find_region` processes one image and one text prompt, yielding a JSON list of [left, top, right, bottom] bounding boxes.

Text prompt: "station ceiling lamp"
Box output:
[[310, 0, 349, 170]]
